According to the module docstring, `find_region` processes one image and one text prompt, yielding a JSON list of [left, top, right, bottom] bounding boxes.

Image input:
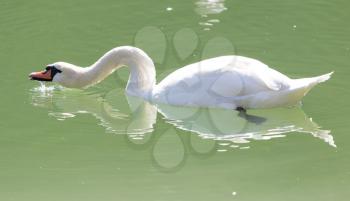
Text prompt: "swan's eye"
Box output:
[[45, 65, 54, 70], [42, 65, 62, 80], [53, 67, 62, 73], [45, 65, 62, 74]]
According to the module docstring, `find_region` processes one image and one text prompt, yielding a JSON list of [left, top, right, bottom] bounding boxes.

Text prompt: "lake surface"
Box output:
[[1, 0, 350, 200]]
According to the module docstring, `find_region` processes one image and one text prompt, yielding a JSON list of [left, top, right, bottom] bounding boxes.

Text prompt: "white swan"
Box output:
[[29, 46, 332, 110]]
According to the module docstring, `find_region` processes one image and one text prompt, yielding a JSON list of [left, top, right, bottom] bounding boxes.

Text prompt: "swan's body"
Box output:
[[29, 46, 332, 109]]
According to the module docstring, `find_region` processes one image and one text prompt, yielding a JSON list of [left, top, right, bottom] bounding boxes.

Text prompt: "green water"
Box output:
[[1, 0, 350, 200]]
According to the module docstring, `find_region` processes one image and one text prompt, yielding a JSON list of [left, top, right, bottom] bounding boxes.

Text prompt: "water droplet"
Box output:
[[207, 19, 220, 23], [49, 112, 76, 120], [230, 144, 239, 148]]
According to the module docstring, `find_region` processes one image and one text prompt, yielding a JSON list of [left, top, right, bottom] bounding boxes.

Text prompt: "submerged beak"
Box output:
[[29, 69, 53, 81]]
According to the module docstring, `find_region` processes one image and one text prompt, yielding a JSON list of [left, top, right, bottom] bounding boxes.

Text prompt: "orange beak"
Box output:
[[29, 69, 53, 81]]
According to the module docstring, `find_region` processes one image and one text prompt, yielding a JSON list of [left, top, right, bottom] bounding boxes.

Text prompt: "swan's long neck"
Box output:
[[82, 46, 156, 98]]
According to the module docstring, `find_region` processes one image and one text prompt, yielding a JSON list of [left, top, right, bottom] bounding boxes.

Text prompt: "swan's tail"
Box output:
[[313, 71, 334, 84], [292, 71, 333, 92]]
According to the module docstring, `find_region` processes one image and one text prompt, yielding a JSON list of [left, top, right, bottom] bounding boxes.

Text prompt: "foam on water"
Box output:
[[32, 82, 58, 93], [30, 82, 66, 107], [31, 82, 65, 97]]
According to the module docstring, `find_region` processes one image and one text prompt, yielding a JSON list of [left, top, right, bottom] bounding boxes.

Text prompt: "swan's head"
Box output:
[[29, 62, 85, 88]]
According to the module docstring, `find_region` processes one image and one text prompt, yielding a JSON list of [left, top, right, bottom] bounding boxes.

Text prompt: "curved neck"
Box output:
[[83, 46, 156, 98]]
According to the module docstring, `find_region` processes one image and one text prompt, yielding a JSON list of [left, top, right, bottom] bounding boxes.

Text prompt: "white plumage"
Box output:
[[30, 46, 332, 110]]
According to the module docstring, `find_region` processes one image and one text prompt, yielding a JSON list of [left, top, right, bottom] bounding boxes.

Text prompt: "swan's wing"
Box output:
[[227, 56, 291, 92], [209, 70, 243, 97], [257, 72, 281, 91], [153, 56, 291, 109], [254, 67, 290, 91]]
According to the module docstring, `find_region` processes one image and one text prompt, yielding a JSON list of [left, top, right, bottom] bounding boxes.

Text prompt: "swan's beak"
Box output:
[[29, 69, 53, 81]]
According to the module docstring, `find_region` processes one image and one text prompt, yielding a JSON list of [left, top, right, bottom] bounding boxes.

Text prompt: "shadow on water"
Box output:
[[30, 86, 335, 172]]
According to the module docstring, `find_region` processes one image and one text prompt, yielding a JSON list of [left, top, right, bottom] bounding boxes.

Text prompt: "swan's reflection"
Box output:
[[158, 103, 335, 145], [30, 86, 335, 171]]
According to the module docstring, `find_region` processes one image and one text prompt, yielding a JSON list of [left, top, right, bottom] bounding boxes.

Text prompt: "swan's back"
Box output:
[[152, 56, 295, 109]]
